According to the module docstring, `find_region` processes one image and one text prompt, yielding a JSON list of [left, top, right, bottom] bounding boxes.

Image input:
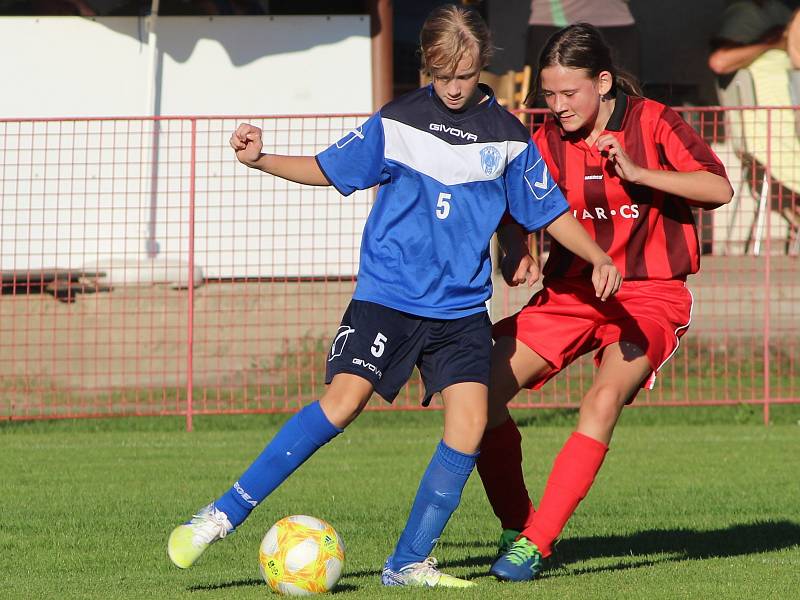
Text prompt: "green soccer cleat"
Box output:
[[490, 537, 544, 582], [381, 556, 476, 587], [167, 503, 233, 569], [497, 528, 521, 557]]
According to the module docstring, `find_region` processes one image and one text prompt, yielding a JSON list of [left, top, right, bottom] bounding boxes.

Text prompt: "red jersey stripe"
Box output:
[[657, 107, 728, 178], [542, 120, 578, 276], [620, 103, 652, 279]]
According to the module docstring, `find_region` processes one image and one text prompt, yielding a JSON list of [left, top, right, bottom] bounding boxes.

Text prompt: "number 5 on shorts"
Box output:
[[371, 333, 387, 357]]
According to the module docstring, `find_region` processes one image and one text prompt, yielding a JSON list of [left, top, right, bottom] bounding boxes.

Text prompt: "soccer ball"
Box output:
[[258, 515, 345, 596]]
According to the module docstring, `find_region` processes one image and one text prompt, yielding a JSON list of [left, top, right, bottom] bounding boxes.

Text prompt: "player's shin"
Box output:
[[387, 440, 478, 570], [214, 400, 343, 527], [521, 431, 607, 557], [477, 417, 536, 532]]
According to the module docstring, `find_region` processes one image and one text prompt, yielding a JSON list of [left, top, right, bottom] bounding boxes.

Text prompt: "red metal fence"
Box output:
[[1, 108, 797, 424]]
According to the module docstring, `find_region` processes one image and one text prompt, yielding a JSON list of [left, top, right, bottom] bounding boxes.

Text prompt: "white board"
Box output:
[[0, 15, 372, 117]]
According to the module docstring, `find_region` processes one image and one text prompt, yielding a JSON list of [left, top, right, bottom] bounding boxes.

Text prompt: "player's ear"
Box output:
[[596, 71, 613, 97]]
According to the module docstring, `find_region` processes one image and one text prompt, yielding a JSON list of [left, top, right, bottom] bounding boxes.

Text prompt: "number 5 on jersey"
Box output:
[[436, 192, 451, 220], [371, 333, 387, 357]]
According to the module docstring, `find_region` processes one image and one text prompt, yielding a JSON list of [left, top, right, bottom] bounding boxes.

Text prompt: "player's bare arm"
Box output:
[[544, 213, 621, 301], [496, 222, 540, 287], [597, 134, 733, 208], [230, 122, 331, 186]]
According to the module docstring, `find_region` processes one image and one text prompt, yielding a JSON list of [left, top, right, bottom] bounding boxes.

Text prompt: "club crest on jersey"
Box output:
[[480, 146, 502, 176], [329, 325, 355, 361]]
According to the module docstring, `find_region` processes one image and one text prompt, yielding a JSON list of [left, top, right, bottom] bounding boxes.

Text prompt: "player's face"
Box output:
[[540, 65, 612, 133], [431, 49, 482, 110]]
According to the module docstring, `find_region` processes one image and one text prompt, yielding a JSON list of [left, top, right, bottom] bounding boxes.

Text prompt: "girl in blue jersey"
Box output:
[[168, 5, 621, 587]]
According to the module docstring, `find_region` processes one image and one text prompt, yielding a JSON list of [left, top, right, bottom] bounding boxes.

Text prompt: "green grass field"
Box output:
[[3, 406, 800, 599]]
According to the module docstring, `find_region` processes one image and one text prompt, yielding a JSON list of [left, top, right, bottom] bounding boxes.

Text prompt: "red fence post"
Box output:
[[186, 118, 197, 432], [763, 108, 772, 426]]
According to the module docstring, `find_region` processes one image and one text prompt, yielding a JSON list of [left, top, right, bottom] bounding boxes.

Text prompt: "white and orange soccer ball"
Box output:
[[258, 515, 345, 596]]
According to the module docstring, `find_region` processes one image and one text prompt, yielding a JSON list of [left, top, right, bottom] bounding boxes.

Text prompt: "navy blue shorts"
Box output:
[[325, 300, 492, 405]]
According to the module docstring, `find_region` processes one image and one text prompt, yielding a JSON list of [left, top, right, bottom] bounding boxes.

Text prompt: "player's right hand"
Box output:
[[230, 123, 264, 167], [591, 257, 622, 301], [501, 251, 540, 288]]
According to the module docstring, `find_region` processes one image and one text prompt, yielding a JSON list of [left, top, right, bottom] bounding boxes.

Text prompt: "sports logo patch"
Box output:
[[525, 158, 555, 200], [329, 325, 355, 361], [335, 126, 364, 149], [479, 146, 502, 176]]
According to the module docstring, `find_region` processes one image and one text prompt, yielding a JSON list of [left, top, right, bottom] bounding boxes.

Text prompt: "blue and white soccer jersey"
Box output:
[[316, 84, 569, 320], [317, 84, 568, 400]]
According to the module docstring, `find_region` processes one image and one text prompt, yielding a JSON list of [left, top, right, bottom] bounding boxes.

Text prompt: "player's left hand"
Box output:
[[597, 134, 643, 183], [501, 251, 540, 287], [591, 257, 622, 301]]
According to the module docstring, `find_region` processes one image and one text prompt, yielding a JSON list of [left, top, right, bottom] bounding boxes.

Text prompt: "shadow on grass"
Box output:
[[459, 520, 800, 578], [189, 521, 800, 585], [556, 520, 800, 562], [188, 578, 262, 591], [188, 578, 359, 593]]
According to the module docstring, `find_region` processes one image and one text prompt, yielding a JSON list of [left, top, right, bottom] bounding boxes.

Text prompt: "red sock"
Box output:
[[477, 418, 536, 531], [522, 431, 608, 557]]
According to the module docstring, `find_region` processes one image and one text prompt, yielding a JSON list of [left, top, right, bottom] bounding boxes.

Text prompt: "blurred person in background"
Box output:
[[708, 0, 800, 77], [708, 0, 800, 108], [0, 0, 264, 14], [525, 0, 640, 84], [709, 0, 800, 251]]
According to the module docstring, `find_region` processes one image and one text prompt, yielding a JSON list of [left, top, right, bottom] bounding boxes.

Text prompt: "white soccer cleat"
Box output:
[[381, 556, 475, 587], [167, 503, 233, 569]]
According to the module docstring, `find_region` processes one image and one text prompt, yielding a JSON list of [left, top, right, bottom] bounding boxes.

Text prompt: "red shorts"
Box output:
[[493, 278, 693, 393]]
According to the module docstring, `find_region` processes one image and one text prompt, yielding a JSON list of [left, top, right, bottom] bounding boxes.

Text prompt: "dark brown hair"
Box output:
[[530, 22, 642, 105], [419, 4, 494, 76]]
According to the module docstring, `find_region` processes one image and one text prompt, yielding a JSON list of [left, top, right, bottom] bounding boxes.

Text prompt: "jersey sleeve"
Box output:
[[654, 106, 728, 178], [503, 139, 569, 233], [315, 112, 386, 196]]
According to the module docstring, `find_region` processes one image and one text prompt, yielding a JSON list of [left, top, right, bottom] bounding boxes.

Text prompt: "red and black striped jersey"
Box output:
[[534, 92, 728, 281]]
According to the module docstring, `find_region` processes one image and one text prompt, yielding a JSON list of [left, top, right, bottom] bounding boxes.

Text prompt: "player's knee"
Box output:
[[490, 337, 524, 386], [464, 410, 488, 437], [451, 411, 488, 443], [443, 411, 487, 455], [319, 392, 365, 428], [584, 383, 626, 422]]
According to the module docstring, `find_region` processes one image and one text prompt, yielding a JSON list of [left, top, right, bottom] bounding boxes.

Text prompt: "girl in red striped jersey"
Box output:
[[480, 23, 734, 582]]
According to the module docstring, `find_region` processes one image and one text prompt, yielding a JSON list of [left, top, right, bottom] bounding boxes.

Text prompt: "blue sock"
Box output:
[[388, 440, 478, 570], [214, 401, 342, 528]]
